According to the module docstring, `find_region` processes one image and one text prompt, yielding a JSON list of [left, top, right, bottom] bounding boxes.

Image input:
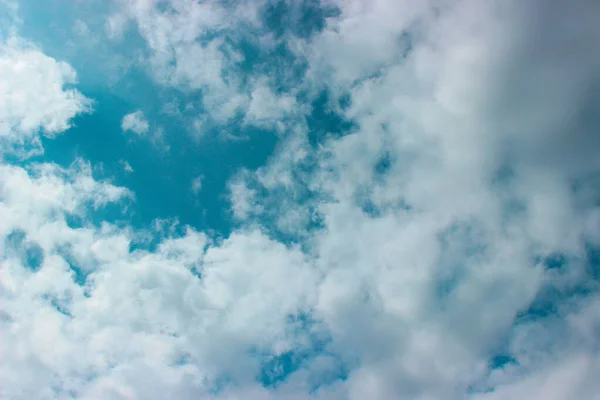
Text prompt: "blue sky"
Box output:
[[16, 0, 351, 238], [2, 0, 600, 399]]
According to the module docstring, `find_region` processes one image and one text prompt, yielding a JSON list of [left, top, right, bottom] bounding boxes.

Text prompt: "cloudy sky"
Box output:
[[1, 0, 600, 399]]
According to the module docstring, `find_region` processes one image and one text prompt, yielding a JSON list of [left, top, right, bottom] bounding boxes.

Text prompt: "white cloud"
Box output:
[[0, 37, 91, 156], [0, 159, 322, 399], [120, 159, 134, 173], [244, 84, 298, 129], [0, 0, 20, 37], [190, 174, 202, 195], [114, 0, 246, 124], [228, 171, 262, 221], [224, 0, 600, 398], [0, 37, 319, 397], [121, 110, 149, 135], [307, 0, 429, 87], [112, 0, 308, 129], [3, 0, 600, 399]]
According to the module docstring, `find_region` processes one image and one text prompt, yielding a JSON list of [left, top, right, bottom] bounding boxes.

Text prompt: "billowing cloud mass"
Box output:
[[2, 0, 600, 399]]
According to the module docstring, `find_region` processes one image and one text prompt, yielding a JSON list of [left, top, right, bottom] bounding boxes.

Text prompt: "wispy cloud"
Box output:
[[191, 174, 202, 195]]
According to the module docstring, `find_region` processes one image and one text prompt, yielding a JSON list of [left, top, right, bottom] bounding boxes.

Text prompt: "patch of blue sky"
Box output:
[[55, 245, 93, 287], [42, 294, 73, 318], [5, 229, 44, 271], [15, 0, 147, 84], [256, 313, 350, 390], [305, 88, 357, 147], [261, 0, 340, 40], [259, 349, 349, 391], [488, 354, 518, 370], [586, 243, 600, 280], [470, 246, 600, 395], [374, 151, 393, 177], [4, 4, 355, 390], [259, 350, 301, 387], [467, 344, 525, 395], [517, 248, 600, 323], [15, 0, 349, 241], [34, 74, 271, 235], [233, 36, 308, 94], [41, 97, 279, 236]]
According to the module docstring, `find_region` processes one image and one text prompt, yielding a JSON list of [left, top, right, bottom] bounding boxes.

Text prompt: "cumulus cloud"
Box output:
[[2, 0, 600, 399], [224, 0, 600, 398], [0, 161, 320, 399], [114, 0, 247, 124], [110, 0, 312, 130], [121, 110, 149, 135], [0, 37, 91, 156], [244, 84, 298, 129], [0, 28, 318, 400]]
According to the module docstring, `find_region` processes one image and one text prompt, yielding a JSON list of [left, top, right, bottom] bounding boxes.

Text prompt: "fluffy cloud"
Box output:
[[121, 110, 149, 135], [2, 0, 600, 399], [111, 0, 248, 124], [244, 84, 298, 129], [0, 37, 91, 156], [226, 0, 600, 398], [0, 35, 320, 400], [0, 160, 322, 399], [109, 0, 315, 130]]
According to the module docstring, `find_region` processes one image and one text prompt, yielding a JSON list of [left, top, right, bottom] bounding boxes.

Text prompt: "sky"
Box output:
[[1, 0, 600, 399]]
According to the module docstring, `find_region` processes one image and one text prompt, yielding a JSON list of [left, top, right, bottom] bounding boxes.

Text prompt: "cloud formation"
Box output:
[[121, 110, 149, 135], [0, 37, 91, 157], [1, 0, 600, 399]]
